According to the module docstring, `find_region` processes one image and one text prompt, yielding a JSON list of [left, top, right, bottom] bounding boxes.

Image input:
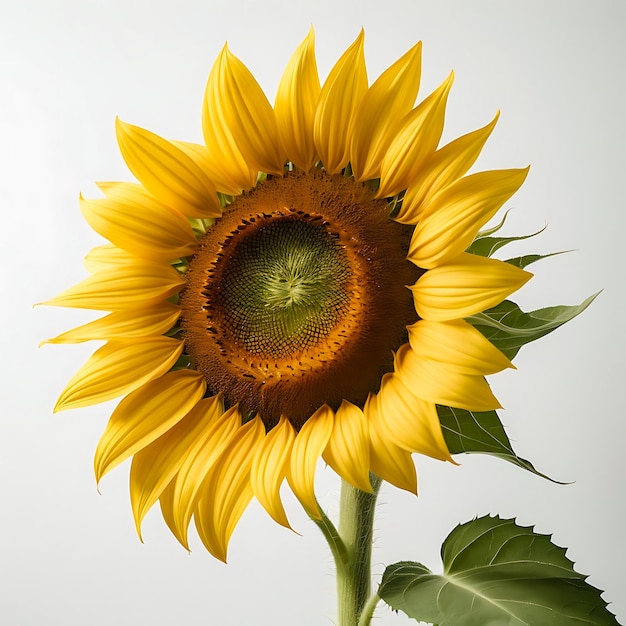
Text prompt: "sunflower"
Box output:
[[43, 29, 531, 562]]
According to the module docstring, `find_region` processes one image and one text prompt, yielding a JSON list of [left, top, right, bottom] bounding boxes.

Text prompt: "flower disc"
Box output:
[[182, 171, 421, 429]]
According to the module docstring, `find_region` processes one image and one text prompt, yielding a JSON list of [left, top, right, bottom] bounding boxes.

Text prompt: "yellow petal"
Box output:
[[275, 28, 320, 171], [158, 482, 178, 543], [364, 394, 417, 494], [170, 140, 243, 196], [378, 72, 454, 198], [205, 44, 283, 176], [250, 416, 296, 528], [286, 404, 334, 519], [54, 336, 184, 412], [129, 395, 222, 539], [203, 70, 256, 191], [83, 244, 137, 273], [411, 252, 532, 321], [41, 261, 184, 311], [115, 118, 221, 218], [94, 369, 206, 482], [374, 372, 452, 460], [79, 193, 196, 262], [350, 41, 422, 181], [394, 344, 501, 411], [407, 319, 514, 375], [164, 402, 240, 550], [322, 400, 372, 493], [397, 113, 500, 223], [40, 302, 180, 344], [96, 181, 181, 212], [409, 167, 530, 268], [194, 416, 265, 562], [313, 30, 367, 174]]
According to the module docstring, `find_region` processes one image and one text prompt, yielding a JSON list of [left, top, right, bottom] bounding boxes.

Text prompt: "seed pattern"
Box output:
[[215, 216, 352, 357]]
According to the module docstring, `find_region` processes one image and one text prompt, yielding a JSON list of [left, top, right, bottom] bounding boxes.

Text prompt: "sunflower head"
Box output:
[[42, 28, 531, 561]]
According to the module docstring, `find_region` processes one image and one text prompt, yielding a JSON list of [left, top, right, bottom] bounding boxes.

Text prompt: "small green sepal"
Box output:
[[467, 224, 546, 257], [505, 250, 571, 269]]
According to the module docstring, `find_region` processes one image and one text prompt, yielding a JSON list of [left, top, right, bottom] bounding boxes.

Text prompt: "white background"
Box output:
[[1, 1, 624, 624]]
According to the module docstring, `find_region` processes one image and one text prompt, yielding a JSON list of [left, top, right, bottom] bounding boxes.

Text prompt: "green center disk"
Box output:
[[219, 217, 352, 357]]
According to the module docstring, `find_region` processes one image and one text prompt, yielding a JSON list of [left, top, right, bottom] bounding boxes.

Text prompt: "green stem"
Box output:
[[358, 592, 381, 626], [310, 503, 349, 570], [336, 475, 382, 626]]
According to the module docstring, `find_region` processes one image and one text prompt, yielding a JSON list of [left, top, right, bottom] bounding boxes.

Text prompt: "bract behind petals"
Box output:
[[206, 44, 284, 176], [275, 28, 321, 171], [314, 30, 367, 174], [411, 252, 532, 321], [350, 41, 422, 181]]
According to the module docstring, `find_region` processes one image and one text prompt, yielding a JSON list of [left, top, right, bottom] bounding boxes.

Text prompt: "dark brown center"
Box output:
[[181, 170, 421, 430]]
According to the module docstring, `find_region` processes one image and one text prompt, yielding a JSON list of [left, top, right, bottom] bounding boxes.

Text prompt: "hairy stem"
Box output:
[[336, 475, 382, 625]]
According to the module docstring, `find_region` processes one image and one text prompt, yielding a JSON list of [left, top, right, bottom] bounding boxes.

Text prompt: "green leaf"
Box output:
[[468, 224, 546, 257], [504, 250, 570, 269], [378, 516, 620, 626], [438, 406, 559, 482], [466, 292, 600, 360]]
